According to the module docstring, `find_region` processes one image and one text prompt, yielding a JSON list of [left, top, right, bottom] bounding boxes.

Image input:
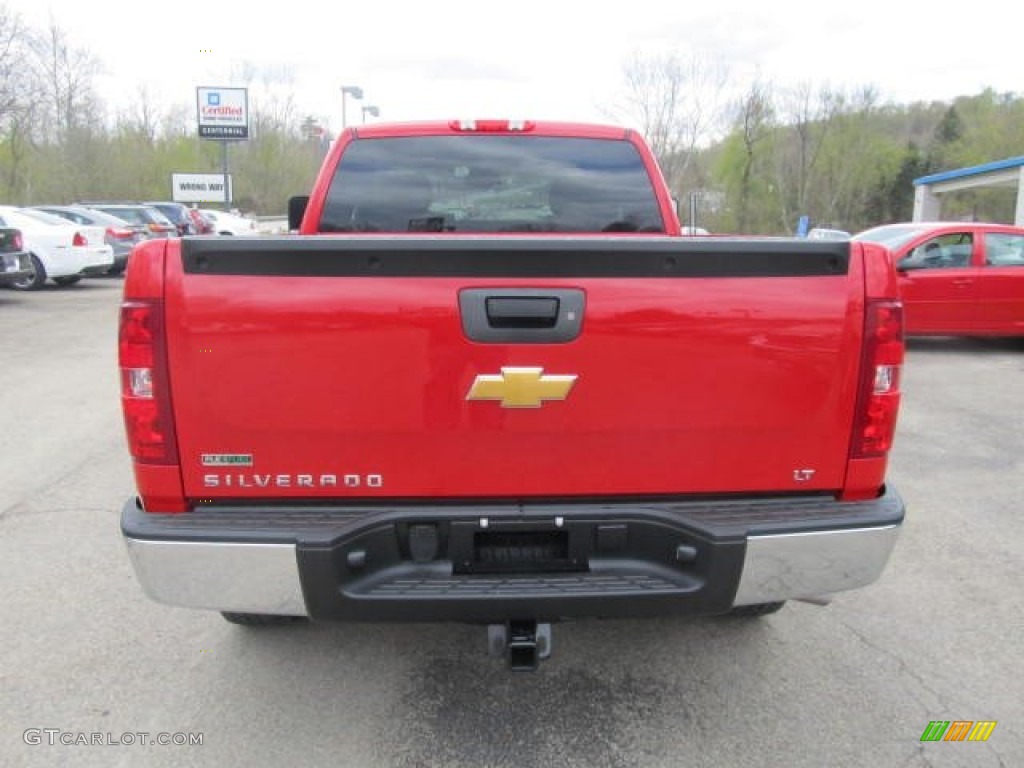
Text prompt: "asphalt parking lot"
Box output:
[[1, 279, 1021, 768]]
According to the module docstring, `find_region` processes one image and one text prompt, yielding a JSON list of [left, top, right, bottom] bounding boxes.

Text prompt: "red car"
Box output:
[[186, 208, 215, 235], [854, 222, 1024, 336]]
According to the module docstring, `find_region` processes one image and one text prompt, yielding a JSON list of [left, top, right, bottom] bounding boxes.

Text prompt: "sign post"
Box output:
[[221, 141, 229, 212], [196, 87, 249, 210]]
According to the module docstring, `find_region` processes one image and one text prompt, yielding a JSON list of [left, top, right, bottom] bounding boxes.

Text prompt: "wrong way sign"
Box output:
[[172, 173, 233, 203]]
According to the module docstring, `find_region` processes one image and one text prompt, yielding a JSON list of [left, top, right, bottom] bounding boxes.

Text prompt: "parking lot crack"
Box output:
[[900, 744, 935, 768], [836, 617, 953, 712], [0, 501, 110, 523], [987, 742, 1010, 768], [0, 501, 30, 522]]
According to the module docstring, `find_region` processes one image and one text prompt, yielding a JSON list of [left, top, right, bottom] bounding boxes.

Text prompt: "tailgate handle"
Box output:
[[460, 288, 585, 344], [486, 297, 559, 328]]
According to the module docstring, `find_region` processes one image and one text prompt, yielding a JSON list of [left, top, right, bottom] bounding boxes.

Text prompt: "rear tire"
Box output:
[[221, 612, 306, 627], [11, 254, 46, 290], [53, 275, 82, 286], [728, 601, 786, 617]]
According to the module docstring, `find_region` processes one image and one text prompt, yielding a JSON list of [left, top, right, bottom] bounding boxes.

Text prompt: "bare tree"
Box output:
[[616, 51, 728, 193], [772, 83, 844, 229], [732, 81, 774, 232], [11, 19, 105, 200], [0, 7, 39, 198], [160, 104, 192, 138], [232, 61, 300, 134], [118, 84, 160, 143], [819, 86, 881, 227], [30, 20, 102, 142], [225, 61, 320, 212], [0, 8, 27, 124]]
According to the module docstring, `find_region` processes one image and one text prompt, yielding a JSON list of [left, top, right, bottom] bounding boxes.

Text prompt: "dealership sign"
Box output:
[[172, 173, 233, 203], [196, 87, 248, 139]]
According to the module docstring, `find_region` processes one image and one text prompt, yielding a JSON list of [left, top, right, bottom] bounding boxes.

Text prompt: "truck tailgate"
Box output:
[[165, 236, 862, 500]]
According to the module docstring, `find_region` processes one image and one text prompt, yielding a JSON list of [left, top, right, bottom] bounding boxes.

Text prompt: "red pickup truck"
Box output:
[[119, 120, 906, 668]]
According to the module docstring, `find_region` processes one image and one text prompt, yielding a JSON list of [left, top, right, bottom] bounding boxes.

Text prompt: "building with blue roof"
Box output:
[[913, 156, 1024, 225]]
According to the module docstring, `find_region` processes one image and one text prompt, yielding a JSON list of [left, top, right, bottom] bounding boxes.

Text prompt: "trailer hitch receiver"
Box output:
[[487, 620, 552, 670]]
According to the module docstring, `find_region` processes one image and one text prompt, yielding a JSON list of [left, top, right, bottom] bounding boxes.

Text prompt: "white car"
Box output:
[[0, 206, 114, 290], [807, 227, 851, 241], [198, 209, 259, 236]]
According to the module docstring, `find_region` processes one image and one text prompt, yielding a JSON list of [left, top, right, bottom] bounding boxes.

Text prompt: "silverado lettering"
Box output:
[[119, 119, 906, 669], [202, 474, 383, 488]]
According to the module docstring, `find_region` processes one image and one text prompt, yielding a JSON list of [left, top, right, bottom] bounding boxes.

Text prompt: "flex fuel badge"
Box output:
[[201, 454, 253, 467]]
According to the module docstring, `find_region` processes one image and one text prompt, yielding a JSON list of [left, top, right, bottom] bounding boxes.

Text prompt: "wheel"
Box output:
[[10, 254, 46, 290], [53, 275, 82, 286], [728, 601, 786, 617], [220, 612, 306, 626]]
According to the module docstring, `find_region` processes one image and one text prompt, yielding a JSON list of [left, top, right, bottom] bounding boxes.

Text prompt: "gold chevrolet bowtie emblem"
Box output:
[[466, 367, 578, 408]]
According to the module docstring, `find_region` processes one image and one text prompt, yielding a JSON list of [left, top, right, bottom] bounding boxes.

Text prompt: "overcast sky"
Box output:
[[8, 0, 1019, 134]]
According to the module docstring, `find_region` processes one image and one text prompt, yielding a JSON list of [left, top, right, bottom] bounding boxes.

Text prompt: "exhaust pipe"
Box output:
[[796, 596, 833, 607]]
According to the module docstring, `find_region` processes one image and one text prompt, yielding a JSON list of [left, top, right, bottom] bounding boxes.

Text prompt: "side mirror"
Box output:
[[288, 195, 310, 231]]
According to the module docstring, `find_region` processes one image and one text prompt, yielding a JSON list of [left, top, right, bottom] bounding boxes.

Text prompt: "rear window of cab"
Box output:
[[319, 136, 665, 234]]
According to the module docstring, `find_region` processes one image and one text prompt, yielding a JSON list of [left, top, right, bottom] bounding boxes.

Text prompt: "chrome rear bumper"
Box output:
[[732, 525, 900, 606], [124, 539, 306, 616], [122, 490, 903, 619]]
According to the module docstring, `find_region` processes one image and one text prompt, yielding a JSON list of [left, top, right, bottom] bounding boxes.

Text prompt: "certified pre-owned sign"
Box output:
[[196, 87, 248, 140]]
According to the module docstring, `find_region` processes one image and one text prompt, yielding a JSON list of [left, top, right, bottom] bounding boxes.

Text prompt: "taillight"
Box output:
[[119, 301, 179, 465], [12, 232, 22, 250], [851, 299, 904, 458], [72, 232, 87, 247], [106, 227, 134, 240]]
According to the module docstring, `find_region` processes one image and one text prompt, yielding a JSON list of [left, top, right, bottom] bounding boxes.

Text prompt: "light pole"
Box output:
[[340, 85, 363, 129], [361, 105, 380, 123]]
